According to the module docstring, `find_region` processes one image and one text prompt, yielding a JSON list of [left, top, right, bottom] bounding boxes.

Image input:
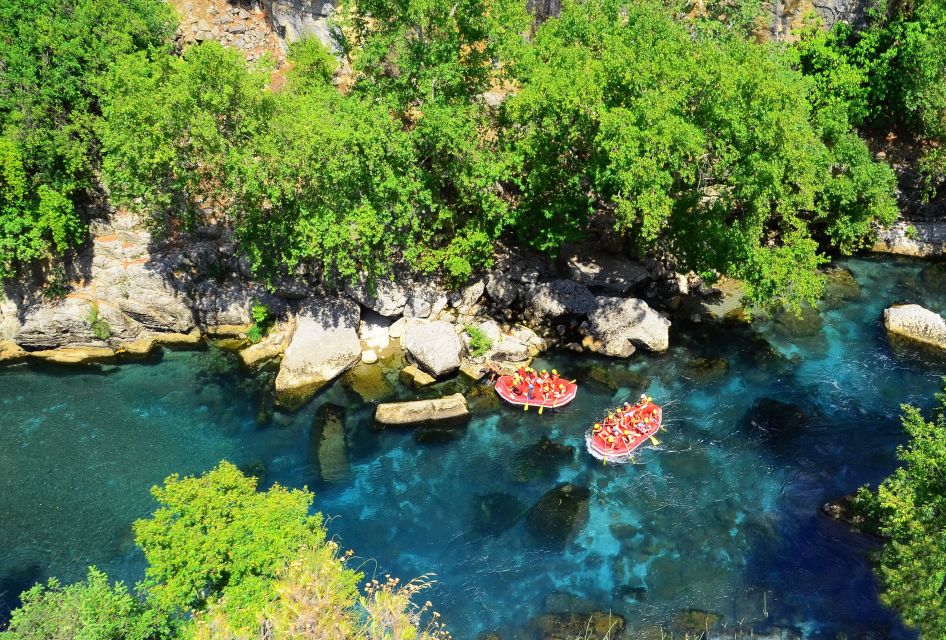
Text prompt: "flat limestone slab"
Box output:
[[375, 393, 470, 427]]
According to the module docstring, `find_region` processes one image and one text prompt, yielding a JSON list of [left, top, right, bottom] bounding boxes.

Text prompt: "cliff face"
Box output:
[[764, 0, 868, 41], [261, 0, 334, 47]]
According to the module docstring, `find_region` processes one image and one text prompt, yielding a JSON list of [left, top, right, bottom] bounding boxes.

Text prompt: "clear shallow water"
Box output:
[[1, 256, 945, 638]]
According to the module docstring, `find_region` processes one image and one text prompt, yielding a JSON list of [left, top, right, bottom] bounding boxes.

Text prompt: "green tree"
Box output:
[[0, 567, 165, 640], [855, 387, 946, 638], [133, 461, 325, 629], [0, 0, 175, 279]]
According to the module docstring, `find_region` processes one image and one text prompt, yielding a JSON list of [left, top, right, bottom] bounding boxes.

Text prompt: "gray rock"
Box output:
[[404, 284, 448, 318], [262, 0, 335, 48], [872, 221, 946, 258], [485, 271, 520, 306], [375, 393, 470, 426], [404, 320, 463, 377], [15, 299, 104, 349], [526, 280, 595, 318], [587, 297, 670, 357], [883, 304, 946, 350], [450, 280, 485, 311], [275, 296, 361, 410], [344, 278, 408, 317], [190, 281, 283, 328], [565, 253, 651, 294]]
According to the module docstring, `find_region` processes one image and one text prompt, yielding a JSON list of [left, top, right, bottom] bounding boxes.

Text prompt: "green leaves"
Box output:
[[855, 391, 946, 638], [133, 462, 325, 631]]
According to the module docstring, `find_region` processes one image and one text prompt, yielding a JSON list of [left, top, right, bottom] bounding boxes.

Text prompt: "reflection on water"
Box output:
[[1, 256, 944, 638]]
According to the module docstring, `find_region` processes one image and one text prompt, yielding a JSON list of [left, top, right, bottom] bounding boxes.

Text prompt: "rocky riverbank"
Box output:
[[0, 209, 724, 409]]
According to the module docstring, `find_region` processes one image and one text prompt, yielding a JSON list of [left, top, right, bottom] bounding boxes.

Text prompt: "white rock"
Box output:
[[883, 304, 946, 350], [388, 317, 407, 339], [358, 311, 391, 350], [587, 297, 670, 357], [275, 296, 361, 409], [404, 320, 463, 377], [361, 349, 379, 364]]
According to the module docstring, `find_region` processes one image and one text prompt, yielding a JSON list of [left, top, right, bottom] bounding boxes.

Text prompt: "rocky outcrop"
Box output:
[[262, 0, 335, 48], [883, 304, 946, 351], [565, 253, 651, 295], [374, 393, 470, 427], [872, 221, 946, 257], [173, 0, 286, 63], [585, 297, 670, 357], [526, 280, 596, 319], [275, 296, 361, 410], [404, 320, 463, 377]]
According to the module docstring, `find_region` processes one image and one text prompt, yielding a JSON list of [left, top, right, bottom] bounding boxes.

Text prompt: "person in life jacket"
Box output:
[[511, 373, 523, 395], [606, 434, 617, 450], [603, 412, 617, 429], [592, 422, 603, 436], [551, 369, 559, 381], [636, 393, 652, 407], [527, 379, 536, 399]]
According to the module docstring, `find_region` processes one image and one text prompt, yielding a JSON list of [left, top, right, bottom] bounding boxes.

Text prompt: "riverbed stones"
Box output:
[[586, 297, 670, 357], [404, 320, 463, 377], [565, 253, 651, 294], [274, 296, 361, 410], [533, 610, 624, 640], [374, 393, 470, 427], [525, 483, 590, 549], [526, 280, 595, 319], [883, 304, 946, 351]]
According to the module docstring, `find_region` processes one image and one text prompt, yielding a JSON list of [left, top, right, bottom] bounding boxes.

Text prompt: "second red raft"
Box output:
[[495, 374, 578, 409], [585, 402, 662, 463]]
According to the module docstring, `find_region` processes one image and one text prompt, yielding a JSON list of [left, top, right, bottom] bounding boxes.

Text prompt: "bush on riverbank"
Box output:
[[0, 463, 445, 640], [855, 386, 946, 639]]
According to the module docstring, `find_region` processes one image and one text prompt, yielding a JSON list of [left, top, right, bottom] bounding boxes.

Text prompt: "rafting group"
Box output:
[[493, 365, 663, 463]]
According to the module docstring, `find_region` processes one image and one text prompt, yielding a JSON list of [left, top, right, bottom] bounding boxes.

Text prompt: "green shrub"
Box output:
[[87, 302, 111, 341], [854, 386, 946, 638], [465, 325, 493, 358], [247, 301, 272, 344]]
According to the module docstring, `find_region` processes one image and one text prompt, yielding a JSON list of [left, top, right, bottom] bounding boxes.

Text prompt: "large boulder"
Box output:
[[525, 483, 590, 550], [566, 253, 651, 294], [485, 271, 520, 306], [14, 298, 105, 349], [586, 297, 670, 357], [449, 280, 485, 312], [403, 284, 448, 319], [526, 280, 595, 319], [404, 320, 463, 377], [344, 278, 408, 317], [275, 296, 361, 410], [883, 304, 946, 350], [872, 221, 946, 258], [375, 393, 470, 427]]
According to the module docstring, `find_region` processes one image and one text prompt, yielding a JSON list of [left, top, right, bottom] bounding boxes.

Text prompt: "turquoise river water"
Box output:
[[1, 256, 945, 638]]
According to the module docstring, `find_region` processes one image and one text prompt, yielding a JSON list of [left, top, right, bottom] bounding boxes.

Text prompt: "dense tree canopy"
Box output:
[[0, 0, 923, 310], [0, 0, 175, 280], [855, 387, 946, 639]]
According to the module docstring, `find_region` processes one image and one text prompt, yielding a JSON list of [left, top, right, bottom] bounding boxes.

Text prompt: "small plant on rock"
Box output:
[[464, 325, 493, 358], [247, 301, 272, 344], [87, 302, 111, 341]]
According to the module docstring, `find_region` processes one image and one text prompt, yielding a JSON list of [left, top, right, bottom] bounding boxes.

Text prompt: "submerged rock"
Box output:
[[533, 610, 625, 640], [414, 422, 468, 444], [404, 320, 463, 377], [399, 364, 436, 388], [673, 610, 721, 637], [586, 297, 670, 357], [684, 357, 729, 381], [821, 493, 870, 531], [471, 492, 526, 536], [311, 404, 349, 483], [919, 262, 946, 295], [772, 304, 822, 337], [743, 398, 808, 442], [525, 483, 590, 549], [274, 296, 361, 410], [883, 304, 946, 351], [512, 436, 575, 483], [343, 362, 396, 402], [822, 266, 861, 307], [375, 393, 470, 427]]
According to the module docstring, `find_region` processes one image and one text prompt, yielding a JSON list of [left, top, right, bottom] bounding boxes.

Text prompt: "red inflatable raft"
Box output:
[[495, 374, 578, 409], [585, 402, 662, 463]]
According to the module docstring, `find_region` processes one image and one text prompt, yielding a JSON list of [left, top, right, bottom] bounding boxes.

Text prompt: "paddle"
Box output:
[[649, 435, 661, 446]]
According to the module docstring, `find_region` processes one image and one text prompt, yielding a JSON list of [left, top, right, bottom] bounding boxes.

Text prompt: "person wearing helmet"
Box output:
[[593, 422, 603, 436]]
